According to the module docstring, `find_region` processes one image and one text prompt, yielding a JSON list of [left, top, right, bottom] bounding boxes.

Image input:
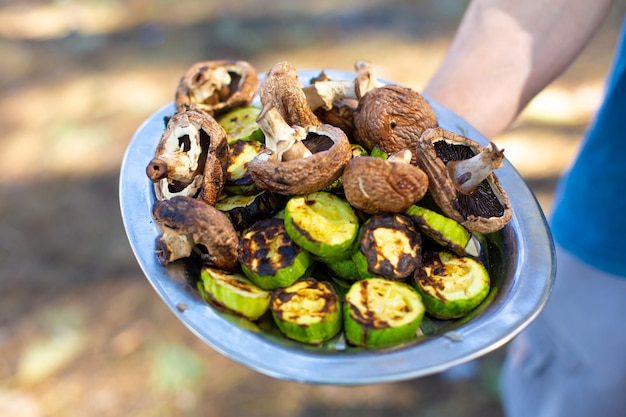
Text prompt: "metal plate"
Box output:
[[119, 69, 555, 384]]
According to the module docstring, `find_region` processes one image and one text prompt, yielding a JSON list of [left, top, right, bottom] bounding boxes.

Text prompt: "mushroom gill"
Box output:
[[415, 128, 512, 234]]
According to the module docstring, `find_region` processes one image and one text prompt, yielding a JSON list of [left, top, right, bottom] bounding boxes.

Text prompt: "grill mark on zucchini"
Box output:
[[273, 280, 336, 321], [289, 216, 317, 244], [239, 218, 303, 277], [270, 278, 342, 344], [226, 139, 262, 187], [358, 214, 421, 280]]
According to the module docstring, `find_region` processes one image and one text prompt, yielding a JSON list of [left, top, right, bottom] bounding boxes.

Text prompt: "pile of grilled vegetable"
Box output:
[[145, 59, 512, 349]]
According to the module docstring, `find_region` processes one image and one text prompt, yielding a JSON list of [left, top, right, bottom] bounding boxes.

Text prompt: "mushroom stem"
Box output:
[[146, 158, 169, 181], [302, 61, 384, 112], [155, 226, 194, 265], [303, 80, 359, 111], [256, 106, 312, 161], [447, 142, 504, 195], [354, 60, 385, 95]]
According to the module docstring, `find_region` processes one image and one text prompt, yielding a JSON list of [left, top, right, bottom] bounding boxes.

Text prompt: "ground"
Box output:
[[0, 1, 624, 416]]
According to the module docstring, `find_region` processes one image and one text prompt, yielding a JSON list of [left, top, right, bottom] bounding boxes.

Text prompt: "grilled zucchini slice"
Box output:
[[351, 213, 422, 280], [270, 278, 342, 344], [414, 251, 490, 319], [225, 138, 264, 195], [217, 106, 264, 144], [215, 190, 283, 231], [238, 218, 314, 290], [198, 266, 271, 321], [343, 278, 425, 349], [284, 191, 359, 258], [406, 205, 472, 256]]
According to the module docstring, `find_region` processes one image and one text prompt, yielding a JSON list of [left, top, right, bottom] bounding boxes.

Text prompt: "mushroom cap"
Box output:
[[175, 60, 259, 117], [415, 127, 512, 234], [152, 196, 239, 270], [259, 61, 320, 127], [146, 111, 228, 205], [199, 116, 229, 207], [342, 155, 429, 214], [248, 124, 352, 195], [354, 85, 438, 162], [146, 111, 210, 185]]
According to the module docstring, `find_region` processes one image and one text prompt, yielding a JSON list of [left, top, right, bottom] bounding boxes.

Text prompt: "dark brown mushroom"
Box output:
[[415, 127, 512, 234], [342, 149, 429, 214], [259, 61, 320, 127], [152, 196, 239, 270], [304, 61, 384, 141], [247, 106, 352, 195], [175, 60, 258, 117], [353, 84, 438, 163], [145, 111, 229, 206]]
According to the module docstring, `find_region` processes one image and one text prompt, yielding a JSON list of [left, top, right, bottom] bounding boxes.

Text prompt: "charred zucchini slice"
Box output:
[[198, 266, 271, 321], [351, 214, 422, 280], [270, 278, 342, 344], [217, 106, 264, 144], [225, 138, 264, 195], [343, 278, 425, 349], [414, 251, 490, 319], [284, 191, 359, 258], [406, 205, 472, 256], [238, 218, 314, 290], [215, 190, 283, 231]]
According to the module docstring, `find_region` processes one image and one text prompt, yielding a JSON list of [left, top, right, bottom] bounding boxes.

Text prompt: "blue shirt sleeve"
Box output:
[[549, 17, 626, 277]]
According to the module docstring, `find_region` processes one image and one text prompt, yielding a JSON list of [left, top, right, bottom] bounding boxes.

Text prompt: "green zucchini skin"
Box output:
[[215, 191, 284, 231], [405, 205, 471, 256], [224, 138, 264, 195], [352, 214, 422, 281], [284, 191, 359, 258], [413, 251, 490, 319], [238, 218, 314, 290], [198, 266, 271, 321], [323, 257, 361, 281], [270, 278, 342, 344], [343, 278, 425, 349], [217, 106, 264, 144]]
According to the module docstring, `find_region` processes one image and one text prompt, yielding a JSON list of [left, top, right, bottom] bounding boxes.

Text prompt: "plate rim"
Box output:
[[119, 69, 555, 384]]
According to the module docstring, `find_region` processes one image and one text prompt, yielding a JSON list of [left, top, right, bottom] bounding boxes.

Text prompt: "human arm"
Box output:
[[423, 0, 614, 138]]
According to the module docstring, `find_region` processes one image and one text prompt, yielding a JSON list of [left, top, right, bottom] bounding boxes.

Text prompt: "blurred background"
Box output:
[[1, 1, 624, 416]]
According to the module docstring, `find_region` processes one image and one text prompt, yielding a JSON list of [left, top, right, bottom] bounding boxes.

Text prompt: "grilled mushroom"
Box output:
[[304, 61, 384, 140], [145, 111, 229, 206], [153, 225, 195, 265], [353, 84, 438, 162], [259, 61, 320, 127], [247, 106, 352, 195], [175, 60, 258, 117], [342, 149, 429, 214], [152, 196, 239, 270], [415, 127, 512, 234]]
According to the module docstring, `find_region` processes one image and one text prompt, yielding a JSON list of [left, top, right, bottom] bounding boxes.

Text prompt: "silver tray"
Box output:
[[119, 69, 555, 384]]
